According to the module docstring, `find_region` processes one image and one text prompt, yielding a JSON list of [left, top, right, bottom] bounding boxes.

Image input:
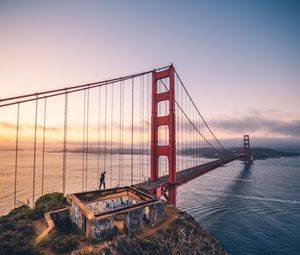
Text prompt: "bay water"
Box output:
[[0, 150, 299, 254]]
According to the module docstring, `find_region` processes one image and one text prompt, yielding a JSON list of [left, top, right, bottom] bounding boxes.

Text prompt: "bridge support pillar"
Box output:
[[151, 65, 177, 205], [243, 134, 251, 164]]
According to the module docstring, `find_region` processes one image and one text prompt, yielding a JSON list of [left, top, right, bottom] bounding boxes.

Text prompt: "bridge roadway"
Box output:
[[138, 153, 246, 192]]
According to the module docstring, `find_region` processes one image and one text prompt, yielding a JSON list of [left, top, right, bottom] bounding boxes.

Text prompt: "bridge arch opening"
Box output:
[[158, 156, 169, 178], [157, 100, 169, 117], [158, 125, 169, 146]]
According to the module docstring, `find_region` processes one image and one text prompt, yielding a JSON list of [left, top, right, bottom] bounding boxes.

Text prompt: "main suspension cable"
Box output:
[[160, 79, 222, 154], [0, 65, 172, 107], [174, 69, 226, 152]]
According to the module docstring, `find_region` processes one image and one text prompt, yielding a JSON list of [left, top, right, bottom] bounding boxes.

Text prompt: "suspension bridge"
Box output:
[[0, 64, 250, 212]]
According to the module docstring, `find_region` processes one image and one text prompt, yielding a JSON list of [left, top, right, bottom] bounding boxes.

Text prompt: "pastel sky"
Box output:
[[0, 0, 300, 147]]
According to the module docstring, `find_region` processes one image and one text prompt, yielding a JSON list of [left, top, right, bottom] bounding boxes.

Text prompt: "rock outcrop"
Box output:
[[72, 209, 227, 255]]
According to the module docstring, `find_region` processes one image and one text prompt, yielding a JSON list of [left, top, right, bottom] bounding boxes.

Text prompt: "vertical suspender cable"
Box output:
[[192, 104, 194, 165], [196, 116, 198, 165], [204, 123, 207, 161], [196, 115, 198, 165], [121, 81, 124, 185], [197, 111, 199, 164], [119, 81, 122, 185], [193, 107, 195, 166], [104, 85, 107, 173], [97, 86, 101, 181], [82, 90, 86, 191], [146, 74, 151, 178], [141, 75, 144, 181], [13, 103, 20, 208], [63, 92, 68, 195], [189, 99, 192, 167], [191, 107, 193, 166], [189, 99, 191, 167], [85, 89, 89, 191], [181, 84, 183, 170], [32, 98, 38, 205], [42, 98, 46, 195], [139, 76, 142, 181], [131, 77, 134, 185], [184, 86, 188, 168], [200, 116, 202, 164], [110, 83, 113, 188], [195, 109, 197, 165], [199, 118, 201, 164], [187, 97, 189, 168], [202, 118, 204, 164]]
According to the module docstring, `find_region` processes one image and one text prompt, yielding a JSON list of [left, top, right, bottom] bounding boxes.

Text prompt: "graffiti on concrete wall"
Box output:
[[92, 218, 114, 240], [149, 202, 165, 226], [87, 196, 136, 214], [127, 208, 142, 233], [153, 203, 165, 222], [71, 201, 81, 226]]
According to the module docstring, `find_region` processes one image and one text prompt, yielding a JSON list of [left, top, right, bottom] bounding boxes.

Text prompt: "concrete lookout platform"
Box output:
[[66, 186, 166, 242]]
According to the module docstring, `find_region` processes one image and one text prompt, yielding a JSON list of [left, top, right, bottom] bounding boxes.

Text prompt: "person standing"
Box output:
[[99, 171, 106, 190]]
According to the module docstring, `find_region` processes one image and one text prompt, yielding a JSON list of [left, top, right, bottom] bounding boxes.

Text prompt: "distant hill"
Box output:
[[53, 146, 300, 161], [247, 147, 300, 160], [182, 147, 300, 160]]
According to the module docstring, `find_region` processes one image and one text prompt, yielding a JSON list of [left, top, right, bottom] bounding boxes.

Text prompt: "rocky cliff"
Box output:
[[73, 209, 227, 255]]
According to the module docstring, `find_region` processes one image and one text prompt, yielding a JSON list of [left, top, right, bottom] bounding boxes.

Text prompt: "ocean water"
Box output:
[[177, 157, 300, 255], [0, 151, 299, 254]]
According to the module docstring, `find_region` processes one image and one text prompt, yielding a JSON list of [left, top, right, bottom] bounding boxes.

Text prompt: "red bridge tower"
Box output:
[[151, 66, 177, 205], [243, 134, 251, 164]]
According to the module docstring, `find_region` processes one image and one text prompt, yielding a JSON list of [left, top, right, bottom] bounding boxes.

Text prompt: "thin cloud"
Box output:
[[211, 116, 300, 137], [0, 122, 16, 129], [0, 121, 61, 132]]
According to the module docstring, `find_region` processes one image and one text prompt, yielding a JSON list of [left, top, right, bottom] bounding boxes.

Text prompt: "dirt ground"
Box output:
[[33, 217, 48, 237]]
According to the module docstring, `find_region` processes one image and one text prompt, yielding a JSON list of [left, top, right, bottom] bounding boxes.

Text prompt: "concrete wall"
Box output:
[[68, 188, 166, 242], [90, 217, 115, 241], [70, 200, 84, 237], [149, 203, 166, 227]]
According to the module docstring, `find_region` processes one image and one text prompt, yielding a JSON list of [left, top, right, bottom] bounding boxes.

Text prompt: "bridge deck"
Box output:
[[138, 154, 245, 191]]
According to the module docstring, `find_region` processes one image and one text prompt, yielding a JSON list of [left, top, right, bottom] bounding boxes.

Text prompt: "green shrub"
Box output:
[[115, 237, 170, 255], [39, 231, 79, 254], [0, 217, 40, 255], [33, 192, 67, 219], [0, 192, 69, 255], [52, 234, 79, 253], [4, 204, 35, 221]]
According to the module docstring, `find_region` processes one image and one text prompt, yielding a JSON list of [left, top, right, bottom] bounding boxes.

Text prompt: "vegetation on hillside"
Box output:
[[0, 192, 69, 255], [0, 192, 226, 255]]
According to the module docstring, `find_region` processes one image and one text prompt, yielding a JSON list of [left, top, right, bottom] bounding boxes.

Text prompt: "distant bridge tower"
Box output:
[[243, 134, 251, 164], [151, 66, 177, 205]]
